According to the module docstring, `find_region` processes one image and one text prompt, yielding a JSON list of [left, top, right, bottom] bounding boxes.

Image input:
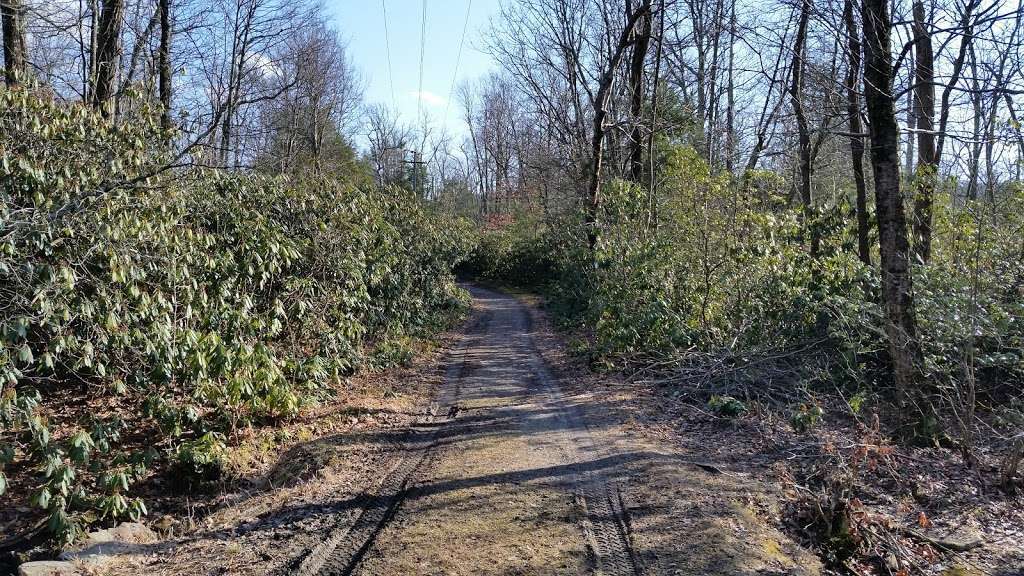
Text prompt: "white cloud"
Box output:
[[250, 52, 282, 79], [410, 90, 446, 108]]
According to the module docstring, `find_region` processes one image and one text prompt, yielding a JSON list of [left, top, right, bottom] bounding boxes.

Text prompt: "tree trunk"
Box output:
[[220, 1, 254, 167], [692, 4, 707, 150], [725, 0, 736, 174], [87, 0, 98, 100], [788, 0, 816, 256], [706, 0, 722, 167], [983, 94, 998, 202], [966, 43, 982, 201], [585, 2, 651, 252], [158, 0, 172, 130], [935, 0, 975, 165], [1, 0, 28, 85], [1008, 95, 1024, 183], [93, 0, 125, 116], [627, 1, 651, 183], [647, 0, 665, 227], [911, 0, 936, 263], [861, 0, 927, 419], [844, 0, 871, 266], [125, 8, 158, 88], [741, 6, 793, 180], [904, 84, 915, 176]]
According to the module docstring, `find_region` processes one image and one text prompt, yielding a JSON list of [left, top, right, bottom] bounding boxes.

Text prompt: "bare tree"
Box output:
[[92, 0, 125, 115], [212, 0, 311, 165], [1, 0, 28, 85], [366, 104, 413, 186], [843, 0, 870, 266], [586, 0, 652, 250], [861, 0, 926, 417]]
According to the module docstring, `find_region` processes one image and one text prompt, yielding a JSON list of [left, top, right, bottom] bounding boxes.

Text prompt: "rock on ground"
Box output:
[[17, 560, 81, 576]]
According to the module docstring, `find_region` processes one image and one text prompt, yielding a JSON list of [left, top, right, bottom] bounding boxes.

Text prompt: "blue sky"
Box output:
[[325, 0, 502, 140]]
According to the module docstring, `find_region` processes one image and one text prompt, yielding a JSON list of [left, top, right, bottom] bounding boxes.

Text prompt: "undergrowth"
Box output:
[[0, 88, 474, 543], [461, 144, 1024, 567]]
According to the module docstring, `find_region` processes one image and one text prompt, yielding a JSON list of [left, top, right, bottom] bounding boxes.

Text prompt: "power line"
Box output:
[[416, 0, 428, 132], [428, 0, 473, 167], [381, 0, 396, 108], [412, 0, 428, 197], [443, 0, 473, 133]]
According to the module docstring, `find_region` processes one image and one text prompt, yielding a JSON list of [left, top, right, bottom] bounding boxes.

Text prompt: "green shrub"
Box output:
[[790, 403, 825, 433], [174, 432, 227, 483], [0, 88, 473, 542], [458, 214, 556, 288], [708, 395, 748, 417], [459, 144, 1022, 424], [369, 337, 416, 369]]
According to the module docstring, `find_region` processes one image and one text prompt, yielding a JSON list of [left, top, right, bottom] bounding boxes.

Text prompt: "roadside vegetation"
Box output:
[[453, 0, 1024, 572], [0, 87, 473, 546], [3, 0, 1024, 572]]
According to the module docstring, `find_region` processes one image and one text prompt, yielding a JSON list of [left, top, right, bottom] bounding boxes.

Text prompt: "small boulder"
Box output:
[[17, 560, 81, 576], [152, 514, 180, 535], [929, 527, 985, 552], [60, 522, 159, 562], [84, 522, 158, 545], [907, 526, 985, 552]]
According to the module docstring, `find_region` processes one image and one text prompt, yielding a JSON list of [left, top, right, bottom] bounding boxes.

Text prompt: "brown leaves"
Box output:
[[917, 510, 932, 529]]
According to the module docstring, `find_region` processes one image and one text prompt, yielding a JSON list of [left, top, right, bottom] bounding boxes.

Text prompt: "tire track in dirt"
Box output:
[[290, 286, 640, 576], [282, 312, 486, 576], [524, 350, 640, 576], [87, 287, 821, 576]]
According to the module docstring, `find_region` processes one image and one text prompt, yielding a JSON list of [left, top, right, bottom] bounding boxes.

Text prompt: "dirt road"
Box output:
[[285, 286, 820, 576], [293, 286, 638, 575], [95, 286, 821, 576]]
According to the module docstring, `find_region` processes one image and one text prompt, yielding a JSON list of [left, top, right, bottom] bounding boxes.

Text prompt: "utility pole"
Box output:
[[404, 149, 427, 197]]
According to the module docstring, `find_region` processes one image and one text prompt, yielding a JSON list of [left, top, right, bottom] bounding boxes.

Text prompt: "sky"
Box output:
[[325, 0, 502, 142]]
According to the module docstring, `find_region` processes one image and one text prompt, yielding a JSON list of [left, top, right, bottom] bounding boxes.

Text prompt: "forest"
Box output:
[[1, 0, 1023, 573]]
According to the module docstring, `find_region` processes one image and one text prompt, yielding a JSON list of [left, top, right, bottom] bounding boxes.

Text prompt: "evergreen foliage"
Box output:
[[0, 89, 473, 542]]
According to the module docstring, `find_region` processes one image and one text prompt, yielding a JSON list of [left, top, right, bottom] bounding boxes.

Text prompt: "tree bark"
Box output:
[[158, 0, 172, 130], [93, 0, 125, 116], [861, 0, 926, 416], [647, 0, 665, 227], [911, 0, 936, 263], [1, 0, 28, 85], [725, 0, 736, 174], [627, 0, 652, 183], [904, 84, 915, 176], [788, 0, 816, 255], [843, 0, 871, 266], [585, 2, 651, 252], [87, 0, 98, 100]]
